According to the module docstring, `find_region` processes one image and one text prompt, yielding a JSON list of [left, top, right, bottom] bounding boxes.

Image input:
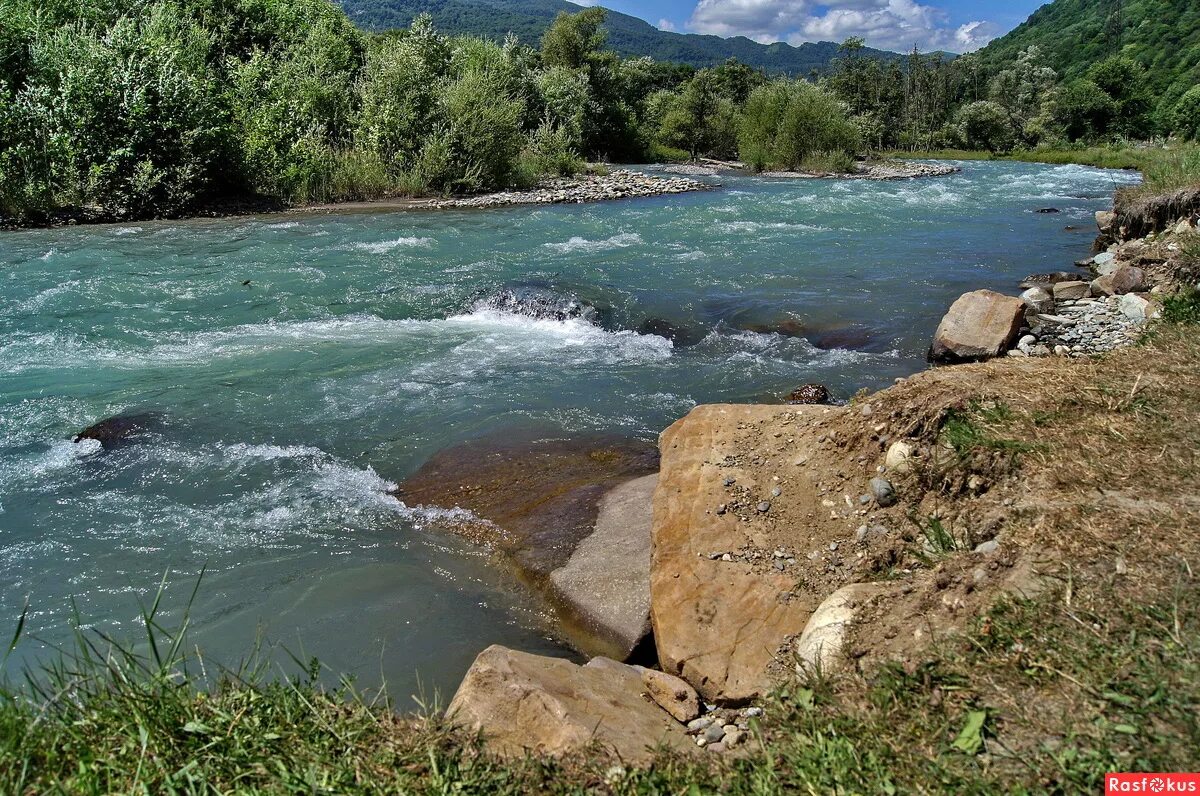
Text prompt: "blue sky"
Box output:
[[570, 0, 1050, 53]]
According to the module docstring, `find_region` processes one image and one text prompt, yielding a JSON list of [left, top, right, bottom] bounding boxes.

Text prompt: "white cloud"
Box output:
[[658, 18, 678, 31], [688, 0, 1000, 53]]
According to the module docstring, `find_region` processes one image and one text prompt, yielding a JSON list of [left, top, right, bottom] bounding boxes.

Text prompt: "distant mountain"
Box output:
[[337, 0, 910, 75], [972, 0, 1200, 106]]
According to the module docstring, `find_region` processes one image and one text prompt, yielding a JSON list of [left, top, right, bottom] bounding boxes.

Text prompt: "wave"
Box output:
[[345, 236, 435, 254], [542, 232, 642, 254], [715, 221, 832, 233]]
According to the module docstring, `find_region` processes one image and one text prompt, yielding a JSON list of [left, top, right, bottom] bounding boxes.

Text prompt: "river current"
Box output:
[[0, 161, 1139, 700]]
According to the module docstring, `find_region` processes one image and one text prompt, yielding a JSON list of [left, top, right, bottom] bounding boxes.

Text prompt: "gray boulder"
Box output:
[[929, 290, 1025, 363]]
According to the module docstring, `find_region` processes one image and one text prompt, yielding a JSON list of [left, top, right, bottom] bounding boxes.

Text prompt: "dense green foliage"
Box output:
[[973, 0, 1200, 134], [336, 0, 907, 76]]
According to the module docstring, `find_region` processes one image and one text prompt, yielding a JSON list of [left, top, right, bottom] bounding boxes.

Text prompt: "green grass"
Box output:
[[1162, 286, 1200, 324], [939, 401, 1036, 457], [4, 575, 1195, 794]]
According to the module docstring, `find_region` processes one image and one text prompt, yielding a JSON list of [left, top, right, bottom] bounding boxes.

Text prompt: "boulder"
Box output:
[[795, 583, 891, 671], [786, 384, 831, 405], [1119, 293, 1162, 321], [1019, 287, 1054, 314], [1095, 211, 1116, 232], [73, 413, 161, 450], [1091, 265, 1147, 297], [1035, 207, 1061, 214], [638, 667, 701, 723], [549, 474, 657, 661], [1051, 281, 1090, 300], [446, 646, 693, 762], [928, 290, 1025, 363], [651, 404, 820, 704]]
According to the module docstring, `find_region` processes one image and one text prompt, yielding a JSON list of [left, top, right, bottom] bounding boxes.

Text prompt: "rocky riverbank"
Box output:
[[395, 173, 1198, 765], [427, 170, 710, 210], [761, 161, 961, 181], [930, 212, 1195, 363]]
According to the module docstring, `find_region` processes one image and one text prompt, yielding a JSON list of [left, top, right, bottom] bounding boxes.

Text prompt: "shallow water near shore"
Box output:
[[0, 161, 1138, 701]]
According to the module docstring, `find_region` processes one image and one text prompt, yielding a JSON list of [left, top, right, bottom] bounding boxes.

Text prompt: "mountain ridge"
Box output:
[[336, 0, 917, 75]]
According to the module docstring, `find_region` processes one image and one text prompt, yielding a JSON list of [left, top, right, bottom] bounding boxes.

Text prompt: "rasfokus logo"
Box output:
[[1106, 774, 1200, 794]]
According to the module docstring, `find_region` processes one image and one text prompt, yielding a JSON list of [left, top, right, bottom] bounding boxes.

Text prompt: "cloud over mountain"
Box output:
[[687, 0, 998, 53]]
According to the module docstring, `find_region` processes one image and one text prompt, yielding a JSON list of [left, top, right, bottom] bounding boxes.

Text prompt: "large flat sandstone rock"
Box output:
[[446, 645, 692, 762], [651, 404, 824, 704], [929, 289, 1025, 363], [549, 474, 657, 661]]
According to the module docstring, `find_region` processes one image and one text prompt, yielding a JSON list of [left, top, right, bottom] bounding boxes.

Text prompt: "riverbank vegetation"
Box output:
[[3, 0, 1198, 225]]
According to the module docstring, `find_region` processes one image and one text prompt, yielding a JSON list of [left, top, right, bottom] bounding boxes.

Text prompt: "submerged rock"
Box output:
[[396, 432, 659, 660], [446, 646, 693, 762], [73, 413, 161, 450], [929, 290, 1025, 363], [636, 318, 706, 347]]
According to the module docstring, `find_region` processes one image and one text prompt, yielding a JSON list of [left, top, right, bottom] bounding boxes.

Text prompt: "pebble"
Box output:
[[703, 724, 727, 744], [974, 539, 1000, 555], [757, 501, 771, 513], [687, 717, 714, 732], [868, 477, 897, 507], [771, 486, 782, 497], [743, 706, 764, 718]]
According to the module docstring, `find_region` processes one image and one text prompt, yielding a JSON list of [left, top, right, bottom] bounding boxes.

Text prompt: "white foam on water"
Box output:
[[542, 232, 642, 253], [223, 442, 326, 462], [346, 236, 435, 254], [112, 226, 144, 236], [716, 221, 831, 233], [0, 439, 100, 494], [266, 221, 301, 229], [5, 280, 82, 315]]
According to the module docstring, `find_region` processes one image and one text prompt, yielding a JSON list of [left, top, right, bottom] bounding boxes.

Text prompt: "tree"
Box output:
[[1087, 56, 1152, 137], [540, 7, 607, 70], [1056, 79, 1117, 141], [955, 101, 1015, 152], [987, 47, 1059, 147], [738, 80, 860, 172], [1172, 86, 1200, 141]]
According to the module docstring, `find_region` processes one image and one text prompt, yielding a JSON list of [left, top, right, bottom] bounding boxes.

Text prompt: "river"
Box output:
[[0, 161, 1139, 701]]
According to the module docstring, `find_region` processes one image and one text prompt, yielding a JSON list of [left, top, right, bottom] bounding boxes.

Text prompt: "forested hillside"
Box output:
[[336, 0, 903, 75], [973, 0, 1200, 124]]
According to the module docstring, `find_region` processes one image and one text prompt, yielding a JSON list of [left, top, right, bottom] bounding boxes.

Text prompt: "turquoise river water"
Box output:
[[0, 161, 1139, 701]]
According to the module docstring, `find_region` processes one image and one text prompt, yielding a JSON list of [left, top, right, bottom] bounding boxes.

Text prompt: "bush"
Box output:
[[1172, 87, 1200, 142], [738, 80, 860, 172], [9, 3, 228, 217], [955, 101, 1015, 153], [523, 120, 584, 177]]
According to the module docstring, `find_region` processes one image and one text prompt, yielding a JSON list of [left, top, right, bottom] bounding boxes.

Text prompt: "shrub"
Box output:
[[1172, 87, 1200, 142], [524, 120, 584, 177], [955, 101, 1016, 153], [738, 80, 860, 172]]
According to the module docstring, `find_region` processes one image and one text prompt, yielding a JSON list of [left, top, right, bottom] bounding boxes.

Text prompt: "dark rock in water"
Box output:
[[473, 286, 595, 323], [1063, 225, 1083, 232], [804, 326, 876, 351], [736, 319, 806, 338], [786, 384, 831, 405], [74, 413, 161, 449], [1036, 208, 1061, 214], [395, 431, 660, 660], [635, 318, 705, 347]]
